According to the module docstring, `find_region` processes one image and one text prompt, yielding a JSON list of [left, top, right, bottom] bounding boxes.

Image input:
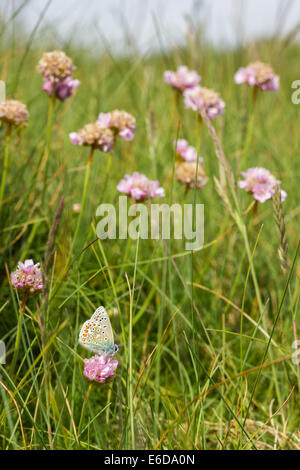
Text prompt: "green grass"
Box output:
[[0, 9, 299, 450]]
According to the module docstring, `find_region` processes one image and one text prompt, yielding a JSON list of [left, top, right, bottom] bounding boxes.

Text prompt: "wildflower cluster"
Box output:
[[10, 260, 44, 294], [117, 172, 165, 200], [164, 65, 225, 120], [183, 86, 225, 119], [98, 110, 136, 141], [37, 50, 80, 101], [164, 65, 201, 91], [174, 139, 203, 163], [238, 167, 287, 203], [69, 122, 115, 152], [235, 61, 279, 92], [175, 161, 208, 189], [83, 354, 118, 383], [0, 99, 29, 127]]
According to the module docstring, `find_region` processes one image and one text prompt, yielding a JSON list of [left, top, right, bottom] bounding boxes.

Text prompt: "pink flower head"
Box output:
[[174, 139, 203, 163], [42, 76, 80, 101], [69, 122, 115, 152], [175, 161, 208, 189], [183, 86, 225, 119], [164, 66, 201, 91], [83, 354, 118, 383], [10, 259, 44, 294], [97, 110, 136, 142], [55, 77, 80, 101], [234, 61, 279, 92], [238, 167, 287, 203], [117, 172, 165, 200], [37, 50, 80, 101]]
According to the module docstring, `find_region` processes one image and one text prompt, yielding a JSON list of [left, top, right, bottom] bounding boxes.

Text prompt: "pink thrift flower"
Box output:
[[238, 167, 287, 203], [183, 86, 225, 119], [69, 122, 115, 152], [234, 61, 279, 92], [55, 77, 80, 101], [174, 139, 203, 163], [83, 354, 118, 383], [0, 100, 29, 127], [164, 66, 201, 91], [97, 110, 136, 142], [117, 172, 165, 200], [10, 260, 44, 294], [37, 50, 80, 101], [175, 161, 208, 189]]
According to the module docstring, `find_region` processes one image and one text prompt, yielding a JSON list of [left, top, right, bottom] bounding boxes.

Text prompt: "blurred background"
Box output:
[[2, 0, 300, 53]]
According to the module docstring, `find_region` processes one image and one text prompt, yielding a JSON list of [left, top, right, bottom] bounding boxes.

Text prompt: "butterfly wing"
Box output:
[[79, 306, 117, 355]]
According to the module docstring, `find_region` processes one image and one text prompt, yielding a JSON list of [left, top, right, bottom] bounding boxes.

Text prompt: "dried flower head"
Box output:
[[10, 259, 44, 294], [83, 354, 118, 383], [175, 161, 208, 189], [238, 167, 287, 203], [37, 50, 80, 101], [98, 110, 136, 141], [164, 66, 201, 91], [174, 139, 203, 163], [183, 86, 225, 119], [235, 61, 279, 92], [0, 99, 29, 127], [117, 172, 165, 200], [37, 50, 74, 80], [69, 122, 115, 152]]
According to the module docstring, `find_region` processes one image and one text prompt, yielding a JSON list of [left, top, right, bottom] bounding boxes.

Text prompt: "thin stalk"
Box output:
[[22, 94, 56, 257], [125, 273, 135, 450], [65, 147, 94, 271], [41, 93, 56, 206], [0, 125, 12, 218], [241, 87, 257, 168], [10, 291, 27, 374]]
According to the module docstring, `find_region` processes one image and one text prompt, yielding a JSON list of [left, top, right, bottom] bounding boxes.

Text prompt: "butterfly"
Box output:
[[79, 306, 118, 356]]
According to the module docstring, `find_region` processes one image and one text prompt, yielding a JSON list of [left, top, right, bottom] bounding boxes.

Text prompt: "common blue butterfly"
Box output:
[[79, 306, 118, 356]]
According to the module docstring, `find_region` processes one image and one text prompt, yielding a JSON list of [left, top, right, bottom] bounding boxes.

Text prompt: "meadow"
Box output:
[[0, 9, 299, 451]]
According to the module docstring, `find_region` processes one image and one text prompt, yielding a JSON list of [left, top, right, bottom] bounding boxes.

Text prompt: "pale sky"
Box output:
[[4, 0, 300, 52]]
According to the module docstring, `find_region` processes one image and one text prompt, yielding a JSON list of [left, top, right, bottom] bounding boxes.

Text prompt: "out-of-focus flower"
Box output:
[[0, 99, 29, 127], [234, 61, 279, 92], [174, 139, 203, 163], [175, 161, 208, 189], [43, 76, 80, 101], [164, 66, 201, 91], [98, 110, 136, 142], [37, 50, 80, 101], [238, 167, 287, 203], [83, 354, 118, 383], [69, 122, 115, 152], [117, 172, 165, 200], [183, 86, 225, 119], [73, 203, 81, 213], [10, 259, 44, 294]]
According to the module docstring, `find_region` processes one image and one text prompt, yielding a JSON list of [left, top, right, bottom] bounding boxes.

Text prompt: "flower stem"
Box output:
[[41, 94, 56, 206], [241, 87, 257, 167], [65, 147, 94, 271], [10, 291, 27, 374], [0, 125, 12, 219]]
